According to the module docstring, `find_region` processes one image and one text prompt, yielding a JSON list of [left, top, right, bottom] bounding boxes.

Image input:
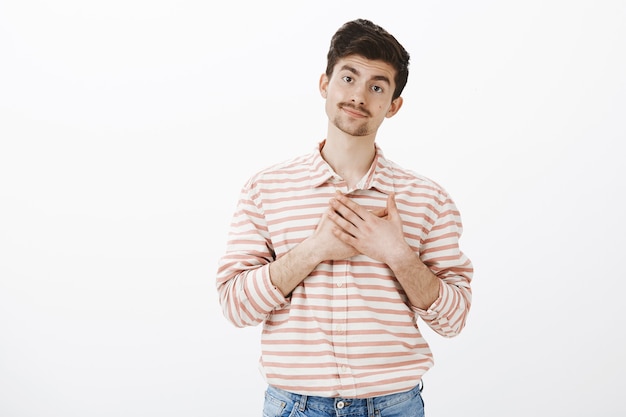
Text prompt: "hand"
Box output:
[[327, 192, 410, 265], [307, 207, 360, 261]]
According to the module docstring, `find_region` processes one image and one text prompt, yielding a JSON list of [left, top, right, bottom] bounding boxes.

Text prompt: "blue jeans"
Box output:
[[262, 383, 425, 417]]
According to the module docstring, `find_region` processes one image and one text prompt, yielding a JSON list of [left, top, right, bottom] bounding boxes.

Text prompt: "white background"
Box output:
[[1, 1, 625, 416]]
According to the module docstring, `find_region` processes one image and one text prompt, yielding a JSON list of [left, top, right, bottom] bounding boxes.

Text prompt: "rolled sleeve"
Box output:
[[216, 182, 287, 327], [217, 261, 287, 328], [412, 278, 471, 338]]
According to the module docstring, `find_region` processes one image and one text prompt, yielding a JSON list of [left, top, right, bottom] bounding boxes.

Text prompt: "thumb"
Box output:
[[387, 193, 398, 218]]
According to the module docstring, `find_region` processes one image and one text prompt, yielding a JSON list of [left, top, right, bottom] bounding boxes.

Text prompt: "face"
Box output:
[[319, 55, 403, 138]]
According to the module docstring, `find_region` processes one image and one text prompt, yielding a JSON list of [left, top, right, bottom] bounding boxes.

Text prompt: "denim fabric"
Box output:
[[262, 384, 425, 417]]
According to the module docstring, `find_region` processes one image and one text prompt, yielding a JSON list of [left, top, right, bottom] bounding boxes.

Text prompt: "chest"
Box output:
[[260, 185, 433, 256]]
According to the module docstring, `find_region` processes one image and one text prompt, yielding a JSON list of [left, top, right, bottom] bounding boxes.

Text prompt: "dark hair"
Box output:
[[325, 19, 410, 100]]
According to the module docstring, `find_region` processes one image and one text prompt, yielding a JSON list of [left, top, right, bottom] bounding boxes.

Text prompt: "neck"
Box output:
[[321, 131, 376, 187]]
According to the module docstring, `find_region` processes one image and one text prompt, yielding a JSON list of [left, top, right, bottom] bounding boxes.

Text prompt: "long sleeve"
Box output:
[[216, 183, 286, 328], [213, 145, 475, 398], [411, 190, 473, 337]]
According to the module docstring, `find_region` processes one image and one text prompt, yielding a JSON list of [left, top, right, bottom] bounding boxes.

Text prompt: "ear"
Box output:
[[385, 96, 403, 118], [319, 73, 329, 98]]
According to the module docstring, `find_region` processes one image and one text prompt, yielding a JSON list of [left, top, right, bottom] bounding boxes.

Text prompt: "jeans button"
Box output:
[[337, 401, 345, 409]]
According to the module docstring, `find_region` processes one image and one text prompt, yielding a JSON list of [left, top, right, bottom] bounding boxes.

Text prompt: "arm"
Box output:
[[216, 186, 360, 327], [215, 185, 284, 328], [328, 191, 473, 337]]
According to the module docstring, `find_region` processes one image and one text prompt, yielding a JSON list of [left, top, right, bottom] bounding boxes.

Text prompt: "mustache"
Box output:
[[338, 102, 371, 117]]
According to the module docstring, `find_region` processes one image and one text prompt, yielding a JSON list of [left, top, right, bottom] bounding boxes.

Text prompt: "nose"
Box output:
[[351, 83, 366, 105]]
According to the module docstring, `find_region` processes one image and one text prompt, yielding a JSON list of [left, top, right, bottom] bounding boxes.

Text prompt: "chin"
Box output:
[[334, 120, 370, 137]]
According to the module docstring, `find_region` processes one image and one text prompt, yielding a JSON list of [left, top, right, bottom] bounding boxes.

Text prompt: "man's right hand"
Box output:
[[307, 208, 360, 261]]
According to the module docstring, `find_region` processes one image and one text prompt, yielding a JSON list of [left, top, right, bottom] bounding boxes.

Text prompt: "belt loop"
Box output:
[[298, 394, 308, 412], [367, 396, 375, 417]]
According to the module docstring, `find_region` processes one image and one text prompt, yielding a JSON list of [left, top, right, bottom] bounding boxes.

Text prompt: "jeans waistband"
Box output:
[[266, 382, 423, 415]]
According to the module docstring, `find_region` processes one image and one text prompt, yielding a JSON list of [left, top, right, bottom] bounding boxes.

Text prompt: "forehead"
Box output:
[[332, 55, 397, 82]]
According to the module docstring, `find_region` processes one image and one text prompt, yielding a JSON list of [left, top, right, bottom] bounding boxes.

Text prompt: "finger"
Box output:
[[327, 207, 358, 235], [333, 192, 369, 220], [386, 193, 398, 218], [329, 197, 360, 223], [370, 207, 388, 218], [332, 223, 358, 245]]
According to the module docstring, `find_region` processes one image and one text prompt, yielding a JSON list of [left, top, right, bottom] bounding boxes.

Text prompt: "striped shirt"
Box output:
[[216, 141, 473, 399]]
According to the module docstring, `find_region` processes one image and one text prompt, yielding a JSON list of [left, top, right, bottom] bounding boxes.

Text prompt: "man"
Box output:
[[216, 18, 473, 417]]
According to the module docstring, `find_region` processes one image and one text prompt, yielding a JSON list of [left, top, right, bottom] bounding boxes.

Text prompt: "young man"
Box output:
[[216, 19, 473, 417]]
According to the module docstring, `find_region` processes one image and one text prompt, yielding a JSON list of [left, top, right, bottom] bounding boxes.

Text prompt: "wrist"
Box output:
[[299, 235, 326, 266], [385, 243, 418, 271]]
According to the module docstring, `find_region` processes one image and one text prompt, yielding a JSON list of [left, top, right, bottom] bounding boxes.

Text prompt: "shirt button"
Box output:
[[337, 401, 345, 409]]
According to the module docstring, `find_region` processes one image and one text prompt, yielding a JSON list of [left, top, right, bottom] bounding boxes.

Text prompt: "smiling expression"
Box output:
[[320, 55, 403, 138]]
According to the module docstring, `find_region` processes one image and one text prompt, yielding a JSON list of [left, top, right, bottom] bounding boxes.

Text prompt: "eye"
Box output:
[[342, 76, 353, 83], [371, 85, 383, 93]]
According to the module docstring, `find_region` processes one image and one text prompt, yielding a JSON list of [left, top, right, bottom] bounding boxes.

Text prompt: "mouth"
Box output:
[[340, 104, 369, 118]]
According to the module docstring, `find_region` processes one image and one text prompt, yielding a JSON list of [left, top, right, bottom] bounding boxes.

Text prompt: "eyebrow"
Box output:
[[340, 65, 391, 85]]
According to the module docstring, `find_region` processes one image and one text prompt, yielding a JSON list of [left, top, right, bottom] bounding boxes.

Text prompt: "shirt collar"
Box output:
[[308, 140, 396, 195]]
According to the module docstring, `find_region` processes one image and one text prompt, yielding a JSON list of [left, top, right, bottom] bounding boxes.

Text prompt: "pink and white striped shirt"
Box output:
[[216, 141, 473, 398]]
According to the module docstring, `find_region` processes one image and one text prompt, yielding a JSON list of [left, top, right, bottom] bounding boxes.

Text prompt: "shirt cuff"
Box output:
[[261, 263, 289, 306], [411, 279, 445, 320]]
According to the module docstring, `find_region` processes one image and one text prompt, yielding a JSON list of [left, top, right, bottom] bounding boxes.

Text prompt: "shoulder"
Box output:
[[243, 152, 315, 190], [382, 158, 451, 200]]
